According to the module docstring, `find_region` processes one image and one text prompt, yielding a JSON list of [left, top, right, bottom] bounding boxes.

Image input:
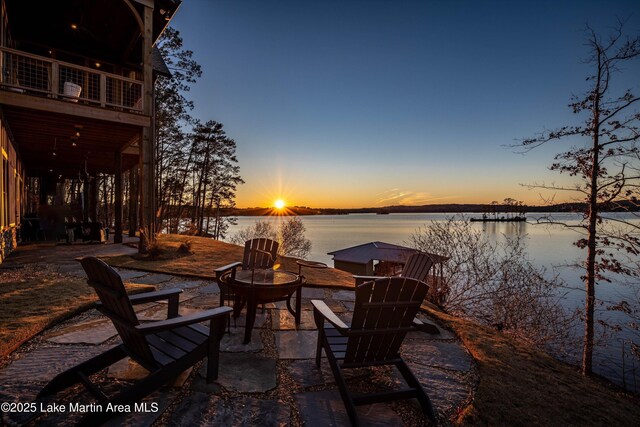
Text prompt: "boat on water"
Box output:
[[470, 216, 526, 222]]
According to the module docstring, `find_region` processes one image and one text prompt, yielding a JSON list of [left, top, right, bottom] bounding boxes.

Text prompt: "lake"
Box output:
[[224, 212, 640, 390]]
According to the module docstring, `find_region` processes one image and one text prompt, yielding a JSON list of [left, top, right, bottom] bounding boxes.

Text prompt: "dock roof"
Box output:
[[328, 241, 446, 265]]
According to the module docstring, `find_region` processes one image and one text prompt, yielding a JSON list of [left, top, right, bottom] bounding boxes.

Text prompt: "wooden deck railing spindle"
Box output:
[[0, 46, 144, 113]]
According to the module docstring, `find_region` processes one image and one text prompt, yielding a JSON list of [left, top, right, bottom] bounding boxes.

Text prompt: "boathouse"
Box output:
[[328, 241, 447, 276]]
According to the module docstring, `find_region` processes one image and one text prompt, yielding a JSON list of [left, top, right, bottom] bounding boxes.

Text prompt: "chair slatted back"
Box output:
[[242, 238, 279, 270], [401, 252, 434, 282], [345, 277, 429, 364], [80, 257, 156, 367]]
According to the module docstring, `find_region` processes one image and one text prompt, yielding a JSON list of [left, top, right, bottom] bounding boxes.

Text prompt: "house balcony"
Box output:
[[0, 46, 149, 127]]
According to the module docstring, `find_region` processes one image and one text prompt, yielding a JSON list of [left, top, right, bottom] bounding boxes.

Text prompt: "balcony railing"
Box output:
[[0, 47, 144, 113]]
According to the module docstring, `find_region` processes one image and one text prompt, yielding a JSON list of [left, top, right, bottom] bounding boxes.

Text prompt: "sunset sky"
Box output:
[[170, 0, 640, 208]]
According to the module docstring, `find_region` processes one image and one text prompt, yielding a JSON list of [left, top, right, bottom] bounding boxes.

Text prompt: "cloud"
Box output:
[[375, 190, 458, 206]]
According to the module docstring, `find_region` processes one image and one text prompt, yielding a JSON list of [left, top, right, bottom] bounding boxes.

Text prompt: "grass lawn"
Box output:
[[106, 234, 355, 288], [426, 307, 640, 425], [0, 263, 152, 359], [107, 234, 640, 425]]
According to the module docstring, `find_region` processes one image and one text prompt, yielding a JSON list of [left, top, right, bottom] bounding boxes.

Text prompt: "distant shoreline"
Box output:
[[223, 201, 638, 217]]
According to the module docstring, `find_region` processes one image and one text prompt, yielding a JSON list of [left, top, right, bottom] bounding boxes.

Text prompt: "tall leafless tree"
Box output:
[[518, 21, 640, 375]]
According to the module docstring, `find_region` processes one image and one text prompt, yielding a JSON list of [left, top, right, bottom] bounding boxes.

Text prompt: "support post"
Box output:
[[89, 174, 98, 223], [128, 168, 138, 237], [139, 3, 155, 252], [114, 152, 123, 243], [82, 176, 89, 223]]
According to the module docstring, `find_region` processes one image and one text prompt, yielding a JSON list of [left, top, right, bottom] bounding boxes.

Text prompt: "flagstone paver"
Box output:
[[107, 358, 192, 387], [105, 391, 177, 427], [403, 340, 474, 372], [127, 273, 174, 284], [198, 282, 220, 294], [0, 345, 113, 383], [201, 353, 276, 393], [301, 287, 326, 299], [275, 331, 318, 359], [168, 393, 290, 426], [113, 268, 148, 281], [404, 364, 472, 412], [295, 390, 403, 427], [209, 396, 291, 426], [136, 305, 201, 321], [182, 293, 222, 309], [0, 249, 476, 426], [286, 359, 333, 388], [165, 392, 217, 426], [228, 311, 269, 329], [45, 319, 117, 344], [331, 290, 356, 301], [272, 309, 316, 330], [220, 329, 263, 352], [168, 279, 205, 289]]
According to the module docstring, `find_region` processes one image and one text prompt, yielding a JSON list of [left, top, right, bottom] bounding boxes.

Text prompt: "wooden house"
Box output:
[[0, 0, 180, 261]]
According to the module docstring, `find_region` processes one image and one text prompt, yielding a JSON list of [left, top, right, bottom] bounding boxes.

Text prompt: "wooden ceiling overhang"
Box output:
[[2, 0, 181, 179], [5, 0, 180, 67], [2, 105, 141, 178]]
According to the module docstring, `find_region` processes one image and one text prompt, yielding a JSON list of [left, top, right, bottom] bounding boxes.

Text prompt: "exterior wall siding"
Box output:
[[333, 260, 374, 276], [0, 109, 24, 263]]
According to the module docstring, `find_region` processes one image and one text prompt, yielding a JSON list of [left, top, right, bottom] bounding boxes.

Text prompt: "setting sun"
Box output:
[[274, 199, 286, 209]]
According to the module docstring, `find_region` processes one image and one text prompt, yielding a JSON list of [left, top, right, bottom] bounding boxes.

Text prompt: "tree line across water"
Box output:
[[220, 200, 640, 216]]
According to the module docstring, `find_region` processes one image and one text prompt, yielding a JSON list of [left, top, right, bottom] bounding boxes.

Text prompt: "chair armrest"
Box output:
[[214, 262, 242, 275], [135, 306, 233, 334], [353, 275, 378, 286], [215, 262, 242, 284], [412, 317, 440, 335], [128, 288, 183, 305], [311, 300, 349, 333]]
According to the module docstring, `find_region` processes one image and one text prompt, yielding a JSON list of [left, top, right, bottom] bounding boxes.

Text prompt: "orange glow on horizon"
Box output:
[[275, 199, 286, 209]]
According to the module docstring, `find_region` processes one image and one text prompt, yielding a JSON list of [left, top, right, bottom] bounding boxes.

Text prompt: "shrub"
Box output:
[[177, 240, 193, 256], [408, 215, 577, 353], [231, 217, 312, 259], [146, 241, 167, 260]]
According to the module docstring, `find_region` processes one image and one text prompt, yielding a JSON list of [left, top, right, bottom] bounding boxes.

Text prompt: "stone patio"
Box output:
[[0, 255, 476, 426]]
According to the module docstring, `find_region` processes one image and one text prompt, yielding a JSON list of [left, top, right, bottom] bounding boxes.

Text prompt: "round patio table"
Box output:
[[231, 269, 302, 344], [296, 259, 328, 276]]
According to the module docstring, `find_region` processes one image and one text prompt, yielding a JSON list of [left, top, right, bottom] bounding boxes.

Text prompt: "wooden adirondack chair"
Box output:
[[311, 277, 436, 425], [214, 238, 280, 307], [38, 257, 232, 426], [353, 251, 434, 286]]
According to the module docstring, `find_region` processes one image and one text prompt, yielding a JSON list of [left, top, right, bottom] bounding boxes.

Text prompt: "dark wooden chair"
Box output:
[[214, 238, 280, 308], [311, 277, 436, 425], [353, 251, 434, 286], [38, 257, 232, 426]]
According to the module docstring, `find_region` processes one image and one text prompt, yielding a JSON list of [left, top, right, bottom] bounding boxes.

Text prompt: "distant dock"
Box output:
[[470, 216, 526, 222]]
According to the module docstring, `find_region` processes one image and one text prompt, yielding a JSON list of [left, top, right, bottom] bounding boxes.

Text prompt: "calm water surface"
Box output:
[[225, 213, 640, 389]]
